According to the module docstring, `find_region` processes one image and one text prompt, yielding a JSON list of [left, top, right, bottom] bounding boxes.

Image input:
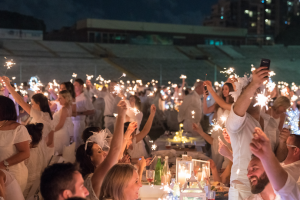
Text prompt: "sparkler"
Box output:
[[285, 108, 300, 135], [3, 58, 15, 75], [180, 75, 187, 79], [151, 144, 157, 150], [209, 119, 223, 134], [128, 107, 140, 116], [220, 115, 227, 124], [86, 74, 93, 80], [269, 71, 276, 77], [12, 77, 16, 80], [191, 110, 195, 119], [72, 73, 77, 78], [251, 64, 256, 72], [221, 67, 235, 76], [118, 73, 126, 79], [253, 89, 271, 110]]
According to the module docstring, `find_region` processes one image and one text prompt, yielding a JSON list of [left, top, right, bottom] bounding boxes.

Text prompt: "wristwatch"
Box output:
[[3, 160, 9, 171]]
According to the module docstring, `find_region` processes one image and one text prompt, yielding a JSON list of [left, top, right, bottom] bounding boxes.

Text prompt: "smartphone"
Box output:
[[204, 85, 209, 95], [260, 58, 271, 78]]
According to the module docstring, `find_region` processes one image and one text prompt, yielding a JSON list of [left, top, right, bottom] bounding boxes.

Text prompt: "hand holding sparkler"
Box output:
[[117, 100, 128, 117], [250, 127, 273, 159], [222, 128, 231, 144], [180, 75, 187, 79], [278, 128, 290, 144], [150, 104, 156, 116], [192, 123, 203, 134], [218, 138, 233, 161]]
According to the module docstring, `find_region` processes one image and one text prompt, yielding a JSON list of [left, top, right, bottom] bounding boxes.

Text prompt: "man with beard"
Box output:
[[245, 155, 281, 200]]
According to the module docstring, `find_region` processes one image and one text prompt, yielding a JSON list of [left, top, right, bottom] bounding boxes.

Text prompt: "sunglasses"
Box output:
[[286, 144, 298, 148]]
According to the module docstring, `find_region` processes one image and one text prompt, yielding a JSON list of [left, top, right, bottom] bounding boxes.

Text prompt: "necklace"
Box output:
[[0, 120, 8, 128]]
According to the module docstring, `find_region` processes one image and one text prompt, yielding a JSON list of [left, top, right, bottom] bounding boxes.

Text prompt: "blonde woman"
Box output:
[[53, 90, 74, 155], [100, 164, 142, 200]]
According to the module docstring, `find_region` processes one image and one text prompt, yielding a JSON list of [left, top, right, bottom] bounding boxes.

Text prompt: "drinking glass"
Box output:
[[146, 170, 155, 185], [207, 191, 216, 200]]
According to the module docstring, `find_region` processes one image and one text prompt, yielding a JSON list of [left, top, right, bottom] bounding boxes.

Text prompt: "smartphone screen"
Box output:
[[260, 58, 270, 78], [260, 59, 271, 70]]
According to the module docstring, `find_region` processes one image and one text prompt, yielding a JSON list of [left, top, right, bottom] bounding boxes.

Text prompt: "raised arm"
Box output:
[[233, 67, 269, 117], [250, 127, 288, 191], [91, 100, 127, 197], [0, 76, 31, 114], [204, 81, 231, 111], [119, 122, 137, 159], [203, 93, 216, 114], [86, 79, 107, 98], [136, 105, 156, 143]]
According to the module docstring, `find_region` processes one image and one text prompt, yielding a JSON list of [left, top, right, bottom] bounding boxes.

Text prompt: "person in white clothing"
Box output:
[[86, 80, 121, 134], [1, 76, 55, 171], [178, 81, 203, 136], [281, 134, 300, 182], [53, 90, 74, 154], [250, 127, 300, 200], [0, 169, 25, 200], [23, 123, 44, 199], [245, 155, 280, 200], [73, 78, 95, 149], [0, 96, 31, 192], [225, 67, 289, 200]]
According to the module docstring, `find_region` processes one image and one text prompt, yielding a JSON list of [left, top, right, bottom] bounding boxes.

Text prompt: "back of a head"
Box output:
[[0, 96, 17, 121], [32, 93, 53, 120], [40, 163, 78, 200], [100, 164, 136, 200], [75, 143, 95, 178], [82, 127, 101, 143], [25, 123, 43, 146], [290, 134, 300, 150], [273, 96, 291, 111]]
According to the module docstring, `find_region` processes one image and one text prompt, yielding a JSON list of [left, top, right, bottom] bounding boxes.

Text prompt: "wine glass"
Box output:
[[146, 170, 155, 185]]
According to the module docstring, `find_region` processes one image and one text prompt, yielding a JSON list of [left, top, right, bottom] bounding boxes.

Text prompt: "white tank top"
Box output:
[[0, 169, 25, 200]]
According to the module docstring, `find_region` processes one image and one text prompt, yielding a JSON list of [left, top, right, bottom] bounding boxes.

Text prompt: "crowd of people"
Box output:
[[0, 65, 299, 200]]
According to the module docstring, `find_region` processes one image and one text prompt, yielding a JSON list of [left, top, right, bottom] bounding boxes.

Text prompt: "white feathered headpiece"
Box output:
[[229, 74, 252, 102], [85, 128, 113, 151]]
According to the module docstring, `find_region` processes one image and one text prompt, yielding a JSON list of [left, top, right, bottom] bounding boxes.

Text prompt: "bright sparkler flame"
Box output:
[[291, 95, 298, 102], [180, 74, 187, 79], [251, 64, 256, 72], [86, 74, 93, 80], [209, 119, 223, 134], [114, 84, 121, 94], [269, 71, 276, 77], [220, 115, 227, 124], [151, 144, 157, 150], [253, 90, 271, 110], [72, 73, 77, 78], [4, 59, 15, 69], [221, 67, 235, 75], [119, 73, 126, 79]]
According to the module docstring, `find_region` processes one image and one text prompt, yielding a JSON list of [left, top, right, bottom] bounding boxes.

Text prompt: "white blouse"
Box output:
[[0, 125, 31, 191]]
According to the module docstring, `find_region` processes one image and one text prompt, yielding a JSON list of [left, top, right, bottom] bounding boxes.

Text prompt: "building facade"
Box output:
[[203, 0, 300, 45]]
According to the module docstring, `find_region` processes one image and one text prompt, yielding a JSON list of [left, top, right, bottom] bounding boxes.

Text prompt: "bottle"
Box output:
[[161, 156, 170, 185], [154, 156, 162, 185]]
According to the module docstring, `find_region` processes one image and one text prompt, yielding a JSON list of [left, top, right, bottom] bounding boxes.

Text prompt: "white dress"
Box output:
[[84, 173, 99, 200], [127, 137, 149, 159], [211, 108, 230, 170], [23, 147, 44, 198], [0, 125, 31, 192], [30, 108, 54, 170], [0, 169, 25, 200], [53, 109, 74, 154]]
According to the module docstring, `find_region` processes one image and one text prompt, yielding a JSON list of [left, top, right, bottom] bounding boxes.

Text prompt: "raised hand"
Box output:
[[0, 76, 11, 87], [150, 104, 156, 115], [250, 127, 272, 159], [117, 100, 127, 117], [127, 122, 138, 134], [279, 128, 290, 144], [218, 138, 232, 160], [192, 123, 203, 133], [222, 128, 231, 144], [251, 67, 270, 88]]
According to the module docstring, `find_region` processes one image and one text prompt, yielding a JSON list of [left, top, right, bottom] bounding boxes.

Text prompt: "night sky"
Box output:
[[0, 0, 218, 31]]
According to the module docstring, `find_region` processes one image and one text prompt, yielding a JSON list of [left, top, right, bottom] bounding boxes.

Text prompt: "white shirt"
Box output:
[[92, 88, 121, 116], [0, 169, 25, 200], [178, 91, 202, 123], [276, 173, 300, 200], [226, 104, 279, 188], [72, 92, 94, 121], [281, 160, 300, 183], [245, 193, 281, 200]]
